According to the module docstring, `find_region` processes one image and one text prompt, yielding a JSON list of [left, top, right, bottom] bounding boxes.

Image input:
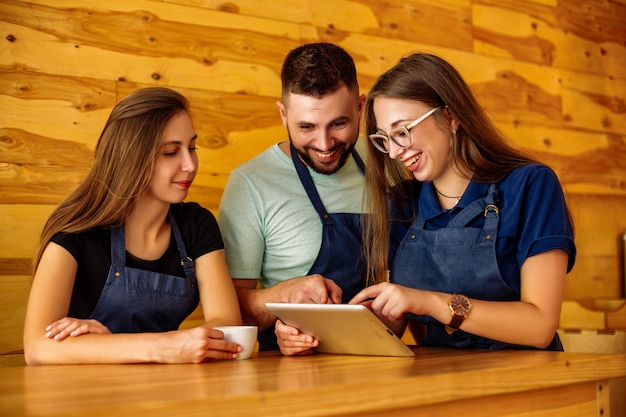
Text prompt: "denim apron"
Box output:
[[391, 183, 562, 350], [89, 211, 199, 333], [258, 143, 366, 350]]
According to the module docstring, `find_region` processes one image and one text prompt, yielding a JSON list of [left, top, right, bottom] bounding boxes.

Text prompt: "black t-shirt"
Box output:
[[51, 202, 223, 318]]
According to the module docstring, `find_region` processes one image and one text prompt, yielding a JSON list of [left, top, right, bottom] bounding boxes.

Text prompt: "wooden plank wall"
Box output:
[[1, 0, 625, 355]]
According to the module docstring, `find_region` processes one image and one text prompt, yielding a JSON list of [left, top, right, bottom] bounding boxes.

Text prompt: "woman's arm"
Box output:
[[194, 249, 242, 327], [350, 249, 568, 349], [23, 243, 241, 365], [24, 242, 77, 363], [457, 249, 567, 348]]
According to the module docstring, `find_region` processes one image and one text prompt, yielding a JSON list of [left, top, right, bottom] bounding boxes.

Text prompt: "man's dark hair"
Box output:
[[280, 42, 358, 101]]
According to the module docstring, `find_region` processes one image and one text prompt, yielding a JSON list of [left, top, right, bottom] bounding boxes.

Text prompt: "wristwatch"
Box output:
[[446, 293, 472, 334]]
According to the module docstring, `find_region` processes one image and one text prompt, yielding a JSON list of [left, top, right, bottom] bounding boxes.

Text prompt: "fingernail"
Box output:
[[45, 331, 52, 338], [45, 325, 51, 331]]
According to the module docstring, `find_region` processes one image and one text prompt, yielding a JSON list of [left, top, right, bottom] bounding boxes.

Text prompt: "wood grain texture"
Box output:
[[0, 205, 54, 259], [473, 0, 626, 77], [349, 382, 599, 417], [0, 349, 624, 416], [1, 0, 297, 95], [0, 275, 30, 354], [169, 0, 475, 51], [1, 0, 626, 355], [560, 300, 626, 331], [565, 194, 626, 299]]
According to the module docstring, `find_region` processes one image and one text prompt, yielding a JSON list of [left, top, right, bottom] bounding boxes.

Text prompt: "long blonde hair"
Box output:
[[34, 87, 189, 270]]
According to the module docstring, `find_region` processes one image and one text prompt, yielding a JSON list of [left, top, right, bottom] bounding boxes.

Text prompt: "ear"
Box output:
[[276, 100, 288, 128], [357, 93, 366, 115], [443, 106, 460, 132]]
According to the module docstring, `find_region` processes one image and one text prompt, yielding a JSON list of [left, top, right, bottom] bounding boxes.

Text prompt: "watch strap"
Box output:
[[446, 294, 471, 334], [448, 314, 464, 330]]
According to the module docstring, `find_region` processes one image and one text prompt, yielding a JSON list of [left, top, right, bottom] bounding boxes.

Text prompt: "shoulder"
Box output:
[[504, 163, 558, 183], [51, 227, 110, 262], [495, 163, 567, 208], [498, 163, 562, 194], [231, 144, 288, 175], [51, 227, 110, 245], [223, 144, 303, 205], [224, 145, 295, 195]]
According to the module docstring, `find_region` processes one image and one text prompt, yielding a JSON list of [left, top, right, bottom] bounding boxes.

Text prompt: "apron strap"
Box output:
[[169, 210, 195, 279], [109, 209, 195, 279], [414, 183, 499, 230], [290, 142, 364, 224], [447, 183, 499, 230], [110, 226, 125, 266]]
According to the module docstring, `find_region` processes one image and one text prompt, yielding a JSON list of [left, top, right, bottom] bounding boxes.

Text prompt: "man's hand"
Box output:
[[282, 274, 343, 304], [275, 319, 318, 356], [233, 274, 343, 332]]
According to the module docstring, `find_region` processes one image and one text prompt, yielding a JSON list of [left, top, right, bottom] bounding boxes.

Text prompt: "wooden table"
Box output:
[[1, 348, 625, 417]]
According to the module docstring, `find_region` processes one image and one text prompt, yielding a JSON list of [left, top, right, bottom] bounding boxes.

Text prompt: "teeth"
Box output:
[[405, 155, 420, 167], [316, 150, 336, 158]]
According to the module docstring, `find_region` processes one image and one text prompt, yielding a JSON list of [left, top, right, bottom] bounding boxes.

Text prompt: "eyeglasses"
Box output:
[[369, 107, 442, 153]]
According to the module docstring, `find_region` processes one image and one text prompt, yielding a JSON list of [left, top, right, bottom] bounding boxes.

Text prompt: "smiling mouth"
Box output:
[[315, 149, 337, 159], [404, 154, 421, 167]]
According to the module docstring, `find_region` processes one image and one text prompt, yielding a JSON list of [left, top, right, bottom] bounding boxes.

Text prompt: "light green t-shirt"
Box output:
[[218, 142, 366, 289]]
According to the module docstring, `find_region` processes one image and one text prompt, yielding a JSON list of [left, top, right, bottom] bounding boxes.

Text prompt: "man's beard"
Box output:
[[289, 134, 357, 175]]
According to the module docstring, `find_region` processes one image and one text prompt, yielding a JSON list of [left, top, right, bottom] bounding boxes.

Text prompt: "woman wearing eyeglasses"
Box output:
[[348, 53, 576, 351]]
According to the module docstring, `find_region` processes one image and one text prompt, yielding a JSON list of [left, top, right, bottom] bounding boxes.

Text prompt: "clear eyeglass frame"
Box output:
[[369, 106, 443, 153]]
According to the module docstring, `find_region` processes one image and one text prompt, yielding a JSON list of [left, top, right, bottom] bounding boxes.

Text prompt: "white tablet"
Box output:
[[265, 303, 415, 357]]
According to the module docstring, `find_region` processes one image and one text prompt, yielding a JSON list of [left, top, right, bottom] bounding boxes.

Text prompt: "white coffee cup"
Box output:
[[214, 325, 258, 360]]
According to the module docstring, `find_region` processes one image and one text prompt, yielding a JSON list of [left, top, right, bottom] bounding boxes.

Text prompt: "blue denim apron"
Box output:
[[258, 143, 366, 350], [391, 183, 562, 350], [89, 211, 199, 333]]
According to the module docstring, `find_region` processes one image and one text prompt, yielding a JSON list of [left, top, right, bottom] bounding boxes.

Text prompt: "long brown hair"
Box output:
[[362, 53, 537, 285], [34, 87, 189, 270]]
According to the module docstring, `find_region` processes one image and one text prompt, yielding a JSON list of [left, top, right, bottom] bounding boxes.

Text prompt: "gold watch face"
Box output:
[[451, 294, 471, 316]]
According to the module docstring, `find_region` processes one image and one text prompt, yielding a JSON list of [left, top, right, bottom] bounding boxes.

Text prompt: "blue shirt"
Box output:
[[390, 164, 576, 294]]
